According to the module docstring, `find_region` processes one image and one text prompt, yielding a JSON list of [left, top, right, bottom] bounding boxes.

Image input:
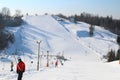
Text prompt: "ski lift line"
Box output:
[[77, 38, 103, 58], [64, 23, 114, 56], [59, 22, 91, 50]]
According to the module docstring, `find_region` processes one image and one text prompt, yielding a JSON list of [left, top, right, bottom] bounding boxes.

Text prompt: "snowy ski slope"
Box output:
[[0, 15, 120, 80]]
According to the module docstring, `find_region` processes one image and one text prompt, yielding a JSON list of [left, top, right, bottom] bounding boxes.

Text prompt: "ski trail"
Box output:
[[57, 21, 102, 58]]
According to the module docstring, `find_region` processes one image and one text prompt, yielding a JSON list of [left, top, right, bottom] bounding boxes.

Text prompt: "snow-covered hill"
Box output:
[[0, 15, 120, 80], [5, 15, 118, 55]]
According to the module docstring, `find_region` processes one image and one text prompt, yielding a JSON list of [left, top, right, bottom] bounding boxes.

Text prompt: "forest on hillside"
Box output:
[[57, 13, 120, 35], [0, 7, 120, 51], [0, 7, 23, 51], [0, 7, 23, 29]]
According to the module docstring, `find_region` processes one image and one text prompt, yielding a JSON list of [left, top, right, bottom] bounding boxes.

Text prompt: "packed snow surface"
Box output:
[[0, 15, 120, 80]]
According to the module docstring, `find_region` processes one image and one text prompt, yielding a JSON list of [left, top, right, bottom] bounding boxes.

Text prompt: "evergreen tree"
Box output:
[[117, 36, 120, 46], [107, 50, 116, 62], [116, 49, 120, 60], [0, 14, 5, 29], [89, 24, 94, 37]]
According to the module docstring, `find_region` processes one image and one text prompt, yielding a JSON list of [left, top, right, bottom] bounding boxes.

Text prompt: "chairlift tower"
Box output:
[[37, 40, 42, 71]]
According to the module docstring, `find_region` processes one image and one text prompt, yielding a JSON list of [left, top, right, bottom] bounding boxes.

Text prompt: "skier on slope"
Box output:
[[60, 59, 63, 65], [10, 61, 14, 71], [55, 59, 58, 67], [16, 57, 25, 80]]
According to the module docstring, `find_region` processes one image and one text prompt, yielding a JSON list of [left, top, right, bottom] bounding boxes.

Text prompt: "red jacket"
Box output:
[[17, 61, 25, 73], [55, 60, 58, 66]]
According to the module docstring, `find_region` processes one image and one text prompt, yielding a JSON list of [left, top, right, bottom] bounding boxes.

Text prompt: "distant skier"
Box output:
[[60, 59, 63, 66], [16, 57, 25, 80], [10, 61, 14, 71], [55, 59, 58, 67]]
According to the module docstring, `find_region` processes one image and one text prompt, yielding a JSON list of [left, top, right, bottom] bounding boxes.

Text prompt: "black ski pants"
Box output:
[[17, 72, 23, 80]]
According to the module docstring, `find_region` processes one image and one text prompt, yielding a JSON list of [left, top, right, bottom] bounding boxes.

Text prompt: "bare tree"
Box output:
[[14, 10, 22, 17], [1, 7, 11, 16], [0, 13, 4, 29]]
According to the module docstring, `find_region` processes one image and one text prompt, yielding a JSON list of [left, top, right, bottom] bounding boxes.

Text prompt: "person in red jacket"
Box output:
[[16, 57, 25, 80], [55, 59, 58, 67]]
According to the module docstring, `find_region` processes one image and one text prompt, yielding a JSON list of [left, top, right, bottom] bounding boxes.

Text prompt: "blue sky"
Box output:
[[0, 0, 120, 19]]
